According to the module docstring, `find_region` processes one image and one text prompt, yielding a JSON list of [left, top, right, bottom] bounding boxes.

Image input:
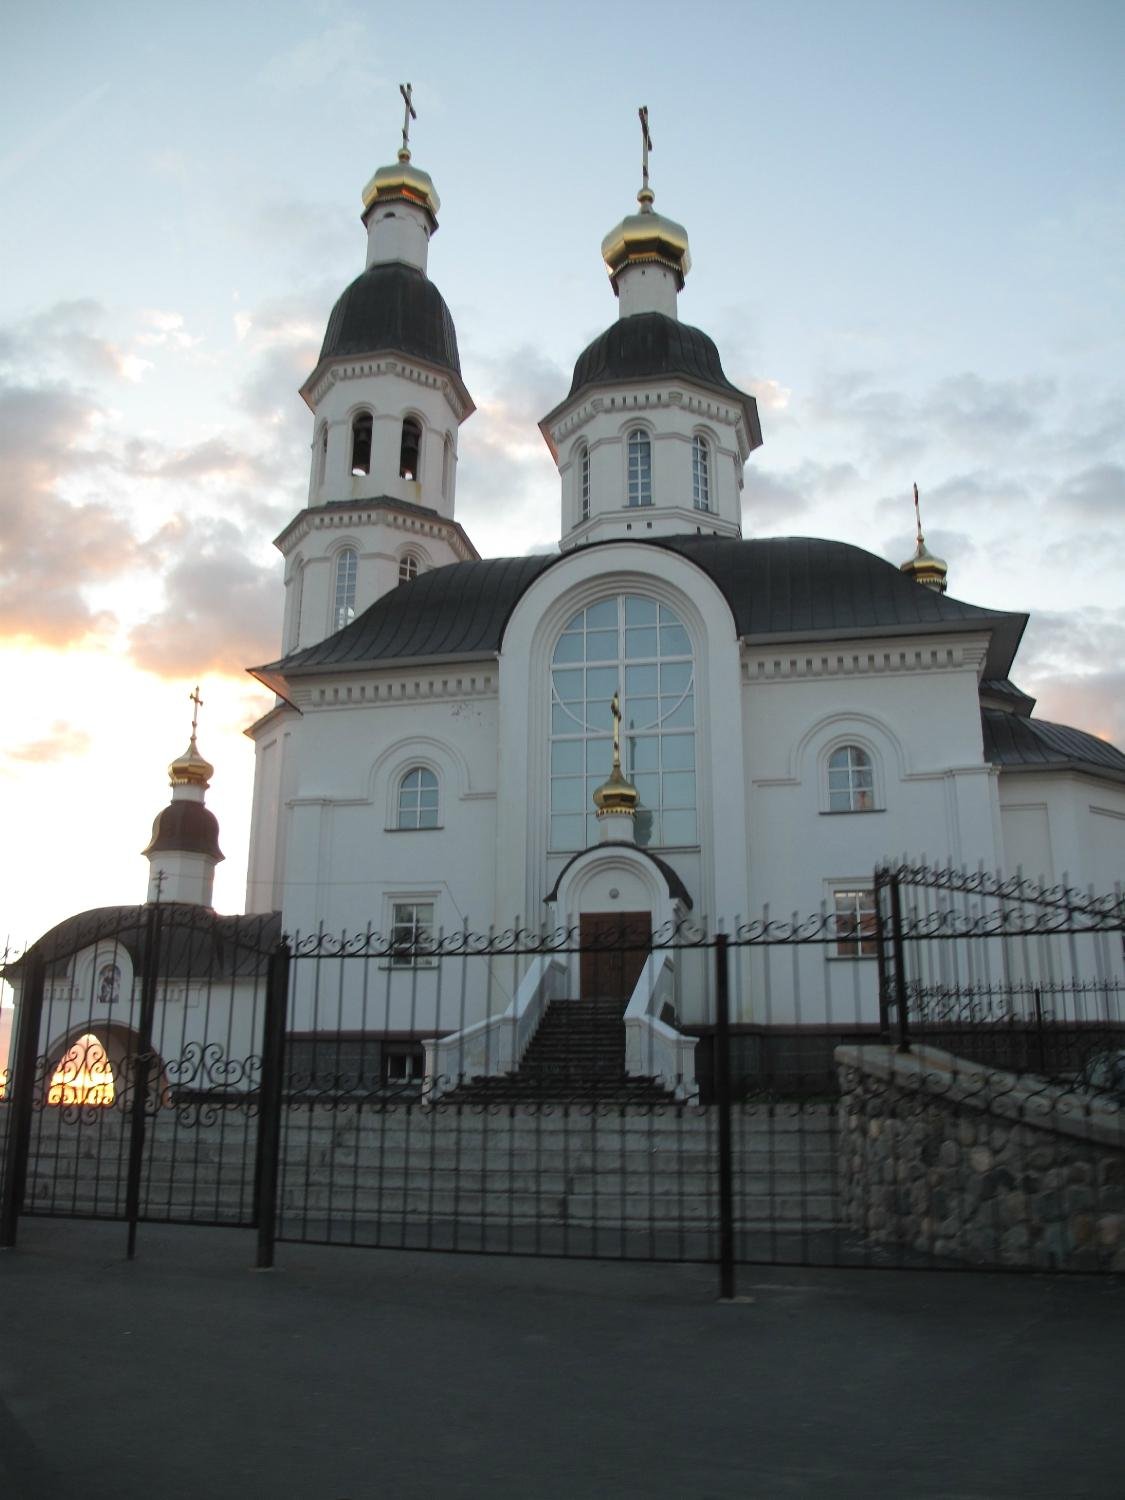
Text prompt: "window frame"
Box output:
[[398, 553, 420, 586], [332, 546, 358, 632], [830, 886, 879, 960], [386, 898, 438, 968], [395, 765, 440, 830], [399, 415, 423, 481], [626, 428, 653, 508], [824, 743, 879, 814], [691, 434, 711, 512], [577, 442, 591, 522]]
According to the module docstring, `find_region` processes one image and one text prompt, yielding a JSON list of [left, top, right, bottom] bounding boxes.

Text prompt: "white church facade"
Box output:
[[10, 109, 1125, 1097]]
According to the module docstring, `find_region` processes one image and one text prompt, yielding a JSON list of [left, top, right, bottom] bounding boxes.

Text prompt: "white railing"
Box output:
[[424, 955, 568, 1099], [623, 951, 699, 1101]]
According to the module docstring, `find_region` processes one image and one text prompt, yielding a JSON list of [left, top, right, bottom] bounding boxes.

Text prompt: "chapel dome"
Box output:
[[318, 261, 462, 377], [142, 801, 224, 862], [569, 312, 731, 399]]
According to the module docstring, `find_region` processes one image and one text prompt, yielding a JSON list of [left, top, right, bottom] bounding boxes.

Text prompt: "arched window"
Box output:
[[400, 417, 422, 480], [827, 745, 875, 812], [350, 412, 372, 476], [397, 767, 439, 829], [627, 429, 652, 507], [442, 435, 454, 501], [578, 443, 591, 521], [317, 425, 329, 488], [549, 595, 696, 851], [289, 561, 305, 649], [398, 554, 419, 586], [692, 435, 711, 511], [333, 548, 357, 631]]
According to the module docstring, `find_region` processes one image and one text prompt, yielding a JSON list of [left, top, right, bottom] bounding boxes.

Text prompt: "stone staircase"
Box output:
[[442, 997, 674, 1104]]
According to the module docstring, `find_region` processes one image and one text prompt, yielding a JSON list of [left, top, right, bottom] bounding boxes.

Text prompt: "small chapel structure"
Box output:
[[11, 97, 1125, 1098]]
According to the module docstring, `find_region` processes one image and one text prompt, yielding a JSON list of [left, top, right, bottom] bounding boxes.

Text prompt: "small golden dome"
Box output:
[[169, 735, 214, 789], [900, 538, 949, 594], [601, 188, 691, 291], [592, 764, 640, 816], [361, 148, 440, 225]]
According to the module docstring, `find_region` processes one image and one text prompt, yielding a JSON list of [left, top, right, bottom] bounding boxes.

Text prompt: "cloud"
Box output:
[[128, 517, 281, 676], [0, 381, 142, 645], [256, 21, 374, 93], [749, 460, 861, 526], [1052, 463, 1125, 518], [3, 721, 93, 767]]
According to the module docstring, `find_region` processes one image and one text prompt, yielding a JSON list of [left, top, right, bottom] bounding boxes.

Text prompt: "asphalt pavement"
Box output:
[[0, 1217, 1121, 1500]]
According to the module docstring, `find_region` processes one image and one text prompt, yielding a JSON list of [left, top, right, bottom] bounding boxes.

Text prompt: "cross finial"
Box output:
[[611, 691, 622, 770], [913, 482, 924, 546], [189, 685, 203, 741], [153, 869, 166, 902], [400, 82, 417, 155], [638, 105, 653, 195]]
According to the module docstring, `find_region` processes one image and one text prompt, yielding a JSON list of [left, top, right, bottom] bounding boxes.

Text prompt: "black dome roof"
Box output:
[[142, 801, 224, 862], [566, 312, 760, 445], [569, 312, 729, 396], [318, 261, 461, 377]]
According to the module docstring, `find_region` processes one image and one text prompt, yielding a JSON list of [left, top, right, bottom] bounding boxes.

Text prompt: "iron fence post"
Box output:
[[0, 950, 46, 1249], [714, 933, 736, 1299], [888, 874, 911, 1053], [874, 868, 890, 1037], [125, 901, 163, 1260], [255, 938, 290, 1270]]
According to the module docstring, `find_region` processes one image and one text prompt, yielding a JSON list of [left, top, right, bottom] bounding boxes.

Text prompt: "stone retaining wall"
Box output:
[[836, 1044, 1125, 1272]]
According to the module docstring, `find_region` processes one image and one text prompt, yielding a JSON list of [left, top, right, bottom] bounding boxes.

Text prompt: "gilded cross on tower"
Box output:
[[400, 82, 417, 154], [610, 691, 623, 770], [638, 105, 653, 193], [913, 482, 924, 545], [189, 684, 203, 740]]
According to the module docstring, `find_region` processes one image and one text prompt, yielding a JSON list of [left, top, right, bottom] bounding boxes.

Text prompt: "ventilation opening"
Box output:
[[351, 412, 372, 476], [400, 417, 422, 480]]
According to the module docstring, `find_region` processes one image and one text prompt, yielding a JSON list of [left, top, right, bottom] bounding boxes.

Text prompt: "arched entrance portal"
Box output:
[[43, 1023, 169, 1110]]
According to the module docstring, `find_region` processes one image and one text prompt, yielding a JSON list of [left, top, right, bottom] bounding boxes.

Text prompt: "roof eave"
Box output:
[[994, 759, 1125, 788], [299, 350, 475, 418]]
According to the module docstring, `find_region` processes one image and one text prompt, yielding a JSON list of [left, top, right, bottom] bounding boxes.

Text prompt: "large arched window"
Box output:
[[397, 767, 439, 829], [400, 417, 422, 480], [626, 429, 652, 507], [827, 745, 875, 811], [316, 424, 329, 489], [333, 548, 357, 631], [692, 435, 711, 511], [350, 412, 372, 476], [289, 560, 305, 649], [549, 595, 696, 851]]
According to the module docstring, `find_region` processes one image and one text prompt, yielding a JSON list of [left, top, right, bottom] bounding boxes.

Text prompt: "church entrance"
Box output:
[[579, 912, 651, 1008]]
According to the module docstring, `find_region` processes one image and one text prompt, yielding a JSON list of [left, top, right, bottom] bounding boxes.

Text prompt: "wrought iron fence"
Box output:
[[1, 867, 1123, 1285]]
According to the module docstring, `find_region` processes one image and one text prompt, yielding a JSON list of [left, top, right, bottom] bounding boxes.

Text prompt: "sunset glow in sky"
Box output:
[[2, 0, 1123, 955]]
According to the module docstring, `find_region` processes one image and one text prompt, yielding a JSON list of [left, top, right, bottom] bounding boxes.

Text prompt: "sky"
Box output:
[[1, 0, 1123, 956]]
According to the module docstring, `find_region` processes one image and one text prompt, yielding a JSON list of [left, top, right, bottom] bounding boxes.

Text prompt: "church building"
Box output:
[[12, 102, 1125, 1097]]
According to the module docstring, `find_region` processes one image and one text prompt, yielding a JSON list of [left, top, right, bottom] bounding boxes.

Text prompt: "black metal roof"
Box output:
[[559, 312, 762, 446], [7, 907, 281, 980], [253, 535, 1027, 689], [317, 262, 461, 377], [980, 677, 1036, 716], [545, 844, 693, 910], [982, 709, 1125, 784], [141, 801, 224, 862]]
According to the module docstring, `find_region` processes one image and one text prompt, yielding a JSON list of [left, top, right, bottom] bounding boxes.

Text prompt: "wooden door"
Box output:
[[579, 912, 652, 1007]]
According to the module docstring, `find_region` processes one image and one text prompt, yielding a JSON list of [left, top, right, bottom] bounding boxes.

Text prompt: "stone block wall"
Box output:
[[836, 1044, 1125, 1272]]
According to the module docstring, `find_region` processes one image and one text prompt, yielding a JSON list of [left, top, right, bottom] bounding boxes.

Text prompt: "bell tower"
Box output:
[[275, 85, 479, 656]]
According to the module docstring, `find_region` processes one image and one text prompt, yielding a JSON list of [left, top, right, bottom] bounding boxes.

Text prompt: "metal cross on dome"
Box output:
[[638, 105, 653, 192], [400, 82, 417, 153], [189, 684, 203, 739]]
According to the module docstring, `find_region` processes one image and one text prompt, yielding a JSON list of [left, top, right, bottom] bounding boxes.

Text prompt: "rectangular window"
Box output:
[[833, 889, 878, 958], [389, 901, 436, 967]]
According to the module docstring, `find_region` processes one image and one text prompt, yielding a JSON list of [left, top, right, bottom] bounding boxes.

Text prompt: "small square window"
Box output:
[[389, 901, 436, 966]]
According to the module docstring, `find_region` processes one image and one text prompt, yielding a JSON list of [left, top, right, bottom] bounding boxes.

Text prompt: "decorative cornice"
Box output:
[[548, 383, 745, 449], [275, 498, 476, 560], [303, 354, 473, 422], [290, 666, 498, 710], [741, 635, 991, 683]]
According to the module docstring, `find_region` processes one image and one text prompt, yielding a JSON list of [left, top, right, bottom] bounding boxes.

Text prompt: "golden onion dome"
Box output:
[[592, 764, 640, 816], [601, 187, 691, 291], [361, 147, 440, 226], [169, 735, 214, 789], [900, 538, 949, 594]]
